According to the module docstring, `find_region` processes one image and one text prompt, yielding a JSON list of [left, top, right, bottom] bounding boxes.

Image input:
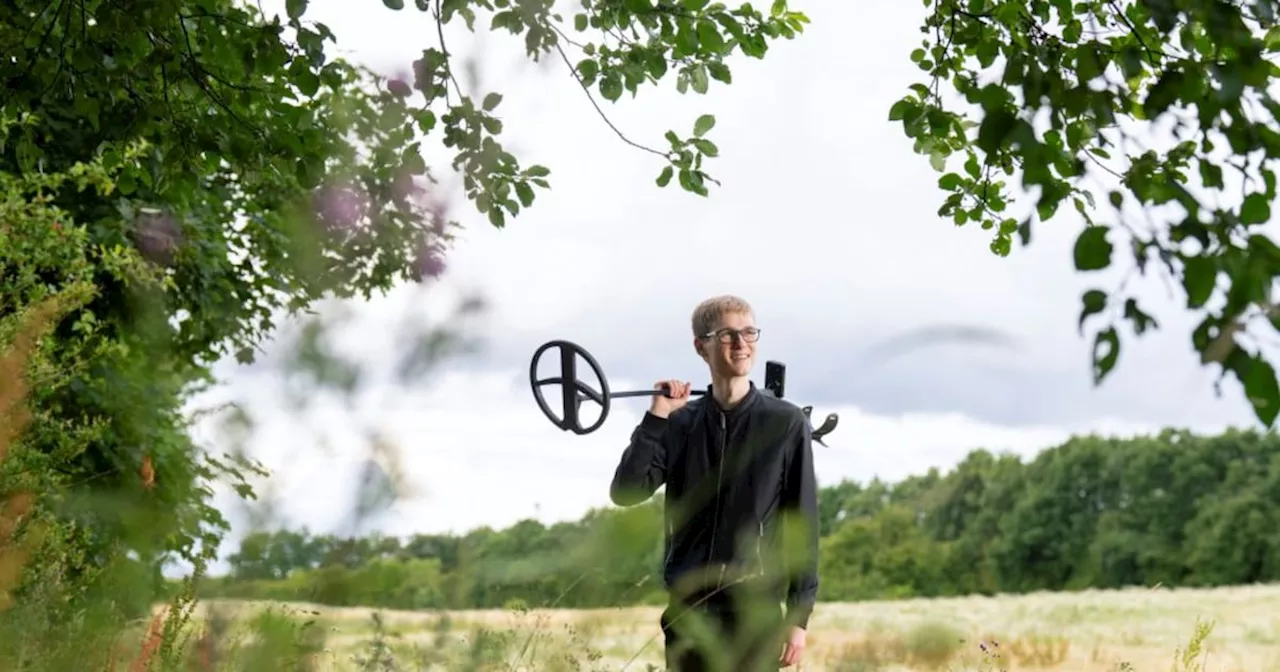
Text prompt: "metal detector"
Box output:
[[528, 339, 838, 444]]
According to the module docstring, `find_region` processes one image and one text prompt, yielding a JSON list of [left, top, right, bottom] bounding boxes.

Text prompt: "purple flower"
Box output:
[[413, 249, 446, 281], [392, 170, 423, 204], [313, 182, 370, 233], [134, 208, 180, 265], [387, 79, 411, 98]]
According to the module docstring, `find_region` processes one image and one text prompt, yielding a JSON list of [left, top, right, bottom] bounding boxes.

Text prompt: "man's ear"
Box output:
[[692, 338, 707, 362]]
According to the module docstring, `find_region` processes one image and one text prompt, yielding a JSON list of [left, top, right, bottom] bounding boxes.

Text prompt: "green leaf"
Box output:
[[976, 41, 998, 68], [678, 168, 698, 192], [1079, 289, 1107, 335], [1181, 256, 1217, 309], [295, 157, 321, 189], [482, 92, 503, 111], [1123, 298, 1158, 335], [1244, 356, 1280, 426], [976, 109, 1016, 154], [1199, 161, 1224, 189], [1073, 226, 1112, 272], [599, 75, 623, 102], [938, 173, 963, 190], [691, 139, 718, 156], [1266, 25, 1280, 51], [515, 182, 535, 207], [1037, 197, 1059, 221], [1142, 71, 1184, 119], [691, 66, 709, 94], [693, 114, 716, 137], [574, 14, 588, 31], [581, 58, 599, 86], [295, 71, 320, 97], [707, 62, 732, 84], [656, 165, 674, 187], [286, 0, 308, 19], [647, 53, 669, 79], [1241, 193, 1271, 225], [1091, 327, 1120, 384], [697, 19, 725, 53], [383, 0, 405, 9], [888, 99, 912, 121]]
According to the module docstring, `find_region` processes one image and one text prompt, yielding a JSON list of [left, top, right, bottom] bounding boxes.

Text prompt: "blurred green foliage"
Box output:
[[0, 0, 807, 667]]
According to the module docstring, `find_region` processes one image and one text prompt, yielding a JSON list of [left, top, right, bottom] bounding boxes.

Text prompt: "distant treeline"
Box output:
[[199, 428, 1280, 610]]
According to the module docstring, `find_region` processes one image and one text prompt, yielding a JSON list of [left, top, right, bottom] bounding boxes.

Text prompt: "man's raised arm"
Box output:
[[609, 411, 670, 506]]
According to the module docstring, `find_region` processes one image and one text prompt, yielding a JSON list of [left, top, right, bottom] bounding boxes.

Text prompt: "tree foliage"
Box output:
[[205, 428, 1280, 610], [0, 0, 808, 654], [894, 0, 1280, 425]]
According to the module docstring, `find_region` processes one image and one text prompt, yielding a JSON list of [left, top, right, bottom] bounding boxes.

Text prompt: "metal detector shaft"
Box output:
[[608, 389, 709, 399]]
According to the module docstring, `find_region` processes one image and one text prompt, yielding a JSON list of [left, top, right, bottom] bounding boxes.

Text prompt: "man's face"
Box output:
[[695, 311, 757, 379]]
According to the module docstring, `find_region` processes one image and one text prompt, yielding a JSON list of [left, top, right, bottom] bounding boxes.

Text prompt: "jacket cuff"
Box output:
[[786, 599, 815, 630], [639, 411, 668, 434]]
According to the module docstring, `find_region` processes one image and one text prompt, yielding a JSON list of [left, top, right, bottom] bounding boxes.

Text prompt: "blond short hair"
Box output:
[[691, 295, 754, 337]]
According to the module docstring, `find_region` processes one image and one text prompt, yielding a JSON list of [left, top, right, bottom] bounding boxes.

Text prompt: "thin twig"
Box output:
[[1106, 0, 1164, 64], [433, 0, 465, 103], [546, 21, 589, 50], [551, 40, 669, 159]]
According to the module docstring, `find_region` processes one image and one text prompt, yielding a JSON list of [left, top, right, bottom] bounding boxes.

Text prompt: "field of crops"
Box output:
[[191, 583, 1280, 671]]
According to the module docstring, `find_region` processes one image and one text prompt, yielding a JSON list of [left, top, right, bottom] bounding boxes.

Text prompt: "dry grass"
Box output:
[[186, 582, 1280, 671]]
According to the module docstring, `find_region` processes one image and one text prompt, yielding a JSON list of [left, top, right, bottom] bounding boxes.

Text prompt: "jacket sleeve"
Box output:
[[782, 415, 819, 629], [609, 411, 670, 507]]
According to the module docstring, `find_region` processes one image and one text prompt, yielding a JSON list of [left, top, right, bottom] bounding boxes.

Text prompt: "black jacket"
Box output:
[[609, 383, 819, 629]]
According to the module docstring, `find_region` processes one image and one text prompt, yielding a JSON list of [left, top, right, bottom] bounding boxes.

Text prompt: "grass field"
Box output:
[[191, 583, 1280, 671]]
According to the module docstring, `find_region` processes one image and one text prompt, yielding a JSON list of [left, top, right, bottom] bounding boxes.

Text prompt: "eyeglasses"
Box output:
[[701, 327, 762, 344]]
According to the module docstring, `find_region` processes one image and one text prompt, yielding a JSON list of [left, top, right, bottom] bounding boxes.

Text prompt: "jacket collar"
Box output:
[[703, 381, 760, 419]]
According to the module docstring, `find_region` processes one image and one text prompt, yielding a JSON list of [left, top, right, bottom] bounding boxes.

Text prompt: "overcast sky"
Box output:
[[187, 0, 1261, 561]]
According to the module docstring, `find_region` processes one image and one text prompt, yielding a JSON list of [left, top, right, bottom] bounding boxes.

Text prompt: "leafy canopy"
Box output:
[[0, 0, 809, 616], [894, 0, 1280, 425]]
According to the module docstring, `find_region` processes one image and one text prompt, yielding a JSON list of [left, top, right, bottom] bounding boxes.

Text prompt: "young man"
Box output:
[[609, 295, 819, 671]]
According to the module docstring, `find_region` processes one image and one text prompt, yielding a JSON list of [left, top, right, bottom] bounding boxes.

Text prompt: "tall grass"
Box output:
[[187, 598, 1222, 672]]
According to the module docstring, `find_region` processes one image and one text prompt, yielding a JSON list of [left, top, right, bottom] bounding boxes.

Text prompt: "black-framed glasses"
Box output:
[[701, 327, 762, 344]]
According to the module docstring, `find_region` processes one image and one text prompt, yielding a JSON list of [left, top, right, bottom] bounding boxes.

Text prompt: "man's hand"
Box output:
[[779, 625, 806, 668], [650, 379, 691, 418]]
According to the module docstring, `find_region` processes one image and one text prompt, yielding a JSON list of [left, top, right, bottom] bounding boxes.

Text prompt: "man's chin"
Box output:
[[715, 361, 754, 378]]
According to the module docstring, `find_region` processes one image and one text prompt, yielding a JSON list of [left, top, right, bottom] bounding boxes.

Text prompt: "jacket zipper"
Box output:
[[707, 411, 727, 585]]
